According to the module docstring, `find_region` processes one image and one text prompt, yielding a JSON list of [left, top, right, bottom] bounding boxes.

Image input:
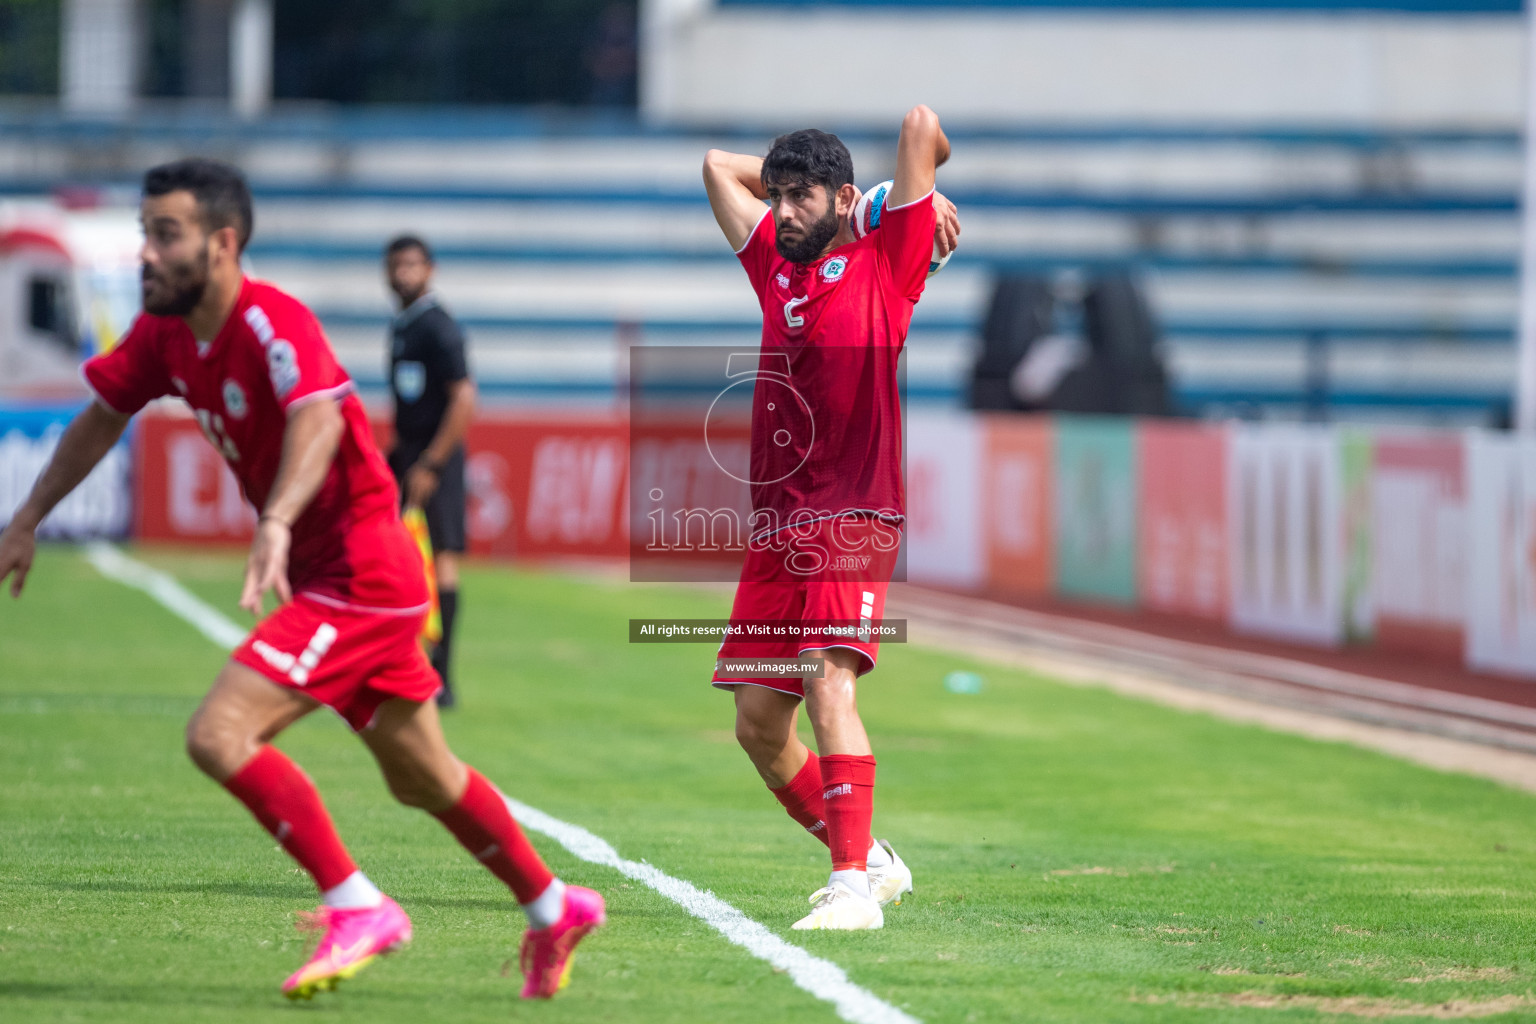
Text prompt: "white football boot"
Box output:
[[790, 881, 884, 931], [867, 839, 913, 908]]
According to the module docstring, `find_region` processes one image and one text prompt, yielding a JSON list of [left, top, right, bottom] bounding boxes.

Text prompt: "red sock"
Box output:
[[431, 769, 554, 904], [818, 754, 876, 872], [770, 750, 829, 847], [223, 745, 358, 892]]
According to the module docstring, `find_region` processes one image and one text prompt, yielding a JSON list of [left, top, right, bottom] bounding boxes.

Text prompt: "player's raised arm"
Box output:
[[703, 149, 770, 252], [0, 400, 131, 597], [238, 398, 345, 615], [887, 105, 951, 211]]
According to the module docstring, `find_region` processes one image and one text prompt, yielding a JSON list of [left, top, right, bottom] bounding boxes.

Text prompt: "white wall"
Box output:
[[61, 0, 142, 116], [642, 0, 1524, 129], [1466, 433, 1536, 676]]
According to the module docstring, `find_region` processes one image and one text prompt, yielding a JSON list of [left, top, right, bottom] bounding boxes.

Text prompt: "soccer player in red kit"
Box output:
[[0, 159, 603, 999], [702, 107, 958, 930]]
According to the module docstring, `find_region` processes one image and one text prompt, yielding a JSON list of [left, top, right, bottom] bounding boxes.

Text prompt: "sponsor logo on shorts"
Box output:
[[252, 639, 296, 674], [252, 622, 337, 687]]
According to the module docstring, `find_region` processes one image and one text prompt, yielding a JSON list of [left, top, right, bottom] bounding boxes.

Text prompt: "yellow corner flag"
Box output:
[[403, 507, 443, 645]]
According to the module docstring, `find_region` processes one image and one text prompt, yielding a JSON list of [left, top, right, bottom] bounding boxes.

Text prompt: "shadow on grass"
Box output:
[[39, 879, 543, 916], [395, 896, 523, 913], [0, 979, 273, 1009], [39, 879, 309, 899], [0, 977, 558, 1013]]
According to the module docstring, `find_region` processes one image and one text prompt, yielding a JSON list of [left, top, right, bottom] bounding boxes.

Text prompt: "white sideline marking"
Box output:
[[81, 543, 917, 1024], [83, 541, 249, 650], [503, 794, 919, 1024]]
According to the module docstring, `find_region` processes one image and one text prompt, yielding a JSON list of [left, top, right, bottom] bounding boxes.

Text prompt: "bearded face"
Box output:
[[141, 236, 211, 317], [774, 188, 843, 265]]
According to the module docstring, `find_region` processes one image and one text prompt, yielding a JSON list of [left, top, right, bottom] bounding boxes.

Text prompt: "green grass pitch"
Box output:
[[3, 544, 1536, 1022]]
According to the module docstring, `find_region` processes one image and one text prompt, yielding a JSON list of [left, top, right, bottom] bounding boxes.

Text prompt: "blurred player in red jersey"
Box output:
[[702, 108, 959, 930], [0, 159, 602, 999]]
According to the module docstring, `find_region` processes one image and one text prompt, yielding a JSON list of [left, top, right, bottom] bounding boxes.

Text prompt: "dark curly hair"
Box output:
[[142, 157, 254, 252], [761, 129, 854, 195]]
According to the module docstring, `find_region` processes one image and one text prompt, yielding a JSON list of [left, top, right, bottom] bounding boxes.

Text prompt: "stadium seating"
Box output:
[[0, 108, 1518, 421]]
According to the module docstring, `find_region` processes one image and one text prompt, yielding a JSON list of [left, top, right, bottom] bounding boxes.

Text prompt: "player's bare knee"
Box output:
[[183, 716, 216, 775], [389, 783, 428, 808], [733, 717, 767, 758], [383, 763, 457, 811], [397, 779, 455, 811], [734, 709, 784, 760], [184, 711, 242, 778], [804, 691, 862, 745], [381, 768, 430, 808], [804, 674, 856, 714]]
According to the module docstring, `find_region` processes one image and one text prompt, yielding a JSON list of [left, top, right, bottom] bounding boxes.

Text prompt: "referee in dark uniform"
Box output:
[[384, 235, 475, 709]]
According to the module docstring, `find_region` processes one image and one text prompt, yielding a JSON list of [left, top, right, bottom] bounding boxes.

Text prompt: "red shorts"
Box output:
[[711, 517, 899, 699], [232, 594, 439, 732]]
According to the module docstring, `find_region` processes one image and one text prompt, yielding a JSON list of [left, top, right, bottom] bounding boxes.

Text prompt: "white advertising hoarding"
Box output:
[[1466, 432, 1536, 677], [1227, 424, 1344, 647], [904, 411, 983, 589]]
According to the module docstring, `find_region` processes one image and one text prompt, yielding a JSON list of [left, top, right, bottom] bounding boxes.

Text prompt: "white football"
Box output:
[[849, 180, 892, 239], [849, 179, 951, 277]]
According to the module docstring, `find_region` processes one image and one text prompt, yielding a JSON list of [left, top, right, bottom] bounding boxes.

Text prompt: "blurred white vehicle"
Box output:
[[0, 197, 141, 401]]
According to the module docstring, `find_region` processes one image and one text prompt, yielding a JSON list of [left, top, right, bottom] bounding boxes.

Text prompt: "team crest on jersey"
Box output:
[[775, 272, 791, 290], [820, 256, 848, 282], [267, 340, 300, 399], [222, 379, 248, 419]]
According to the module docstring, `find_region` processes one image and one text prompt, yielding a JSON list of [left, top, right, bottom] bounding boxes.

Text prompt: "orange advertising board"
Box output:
[[1137, 420, 1227, 620], [136, 409, 630, 560], [980, 415, 1053, 595], [462, 416, 628, 560]]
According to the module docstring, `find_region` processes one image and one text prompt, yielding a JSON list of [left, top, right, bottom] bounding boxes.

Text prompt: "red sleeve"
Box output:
[[734, 208, 776, 304], [874, 189, 938, 304], [259, 292, 355, 412], [81, 315, 172, 415]]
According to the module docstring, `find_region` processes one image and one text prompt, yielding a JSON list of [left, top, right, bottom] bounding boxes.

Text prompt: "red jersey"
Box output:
[[84, 277, 426, 612], [736, 190, 936, 540]]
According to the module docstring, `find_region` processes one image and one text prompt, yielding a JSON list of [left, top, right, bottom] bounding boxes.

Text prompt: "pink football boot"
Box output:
[[281, 896, 412, 1000], [518, 886, 606, 999]]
